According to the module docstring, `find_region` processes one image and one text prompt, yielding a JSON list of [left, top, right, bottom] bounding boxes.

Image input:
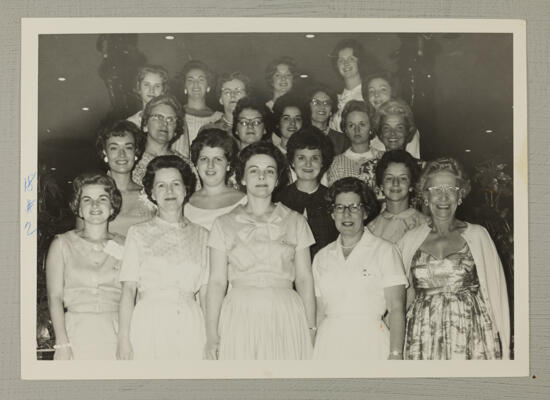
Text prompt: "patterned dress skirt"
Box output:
[[404, 244, 502, 360]]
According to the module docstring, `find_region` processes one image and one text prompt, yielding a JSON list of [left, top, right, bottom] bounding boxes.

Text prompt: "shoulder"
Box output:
[[400, 222, 430, 243], [463, 222, 492, 241]]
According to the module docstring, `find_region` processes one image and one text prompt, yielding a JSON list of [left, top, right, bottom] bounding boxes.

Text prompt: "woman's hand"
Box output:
[[204, 339, 220, 360], [116, 337, 133, 360], [53, 346, 74, 360]]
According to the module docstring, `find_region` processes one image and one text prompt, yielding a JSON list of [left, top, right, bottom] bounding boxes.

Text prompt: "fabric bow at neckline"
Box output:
[[234, 209, 284, 242]]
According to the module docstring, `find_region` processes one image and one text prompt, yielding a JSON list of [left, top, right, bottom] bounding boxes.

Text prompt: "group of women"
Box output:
[[45, 38, 510, 361]]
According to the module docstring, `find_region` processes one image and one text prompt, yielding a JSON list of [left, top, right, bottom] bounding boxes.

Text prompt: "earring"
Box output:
[[104, 156, 108, 163], [206, 87, 210, 93], [184, 89, 188, 95], [134, 156, 138, 161], [458, 198, 463, 205], [408, 187, 413, 192]]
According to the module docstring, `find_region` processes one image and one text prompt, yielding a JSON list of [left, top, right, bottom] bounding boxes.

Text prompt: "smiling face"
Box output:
[[145, 103, 177, 146], [279, 106, 303, 140], [344, 110, 371, 146], [138, 72, 165, 108], [185, 68, 209, 99], [236, 108, 265, 147], [337, 47, 360, 80], [381, 162, 412, 203], [331, 191, 365, 238], [310, 91, 332, 124], [219, 79, 246, 114], [151, 167, 186, 214], [196, 146, 229, 187], [367, 77, 392, 110], [272, 64, 293, 95], [292, 148, 323, 182], [425, 171, 461, 221], [380, 114, 409, 151], [79, 184, 113, 224], [241, 154, 278, 198], [104, 132, 136, 174]]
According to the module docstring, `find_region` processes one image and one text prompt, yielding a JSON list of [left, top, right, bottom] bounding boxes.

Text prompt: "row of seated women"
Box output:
[[46, 123, 510, 361]]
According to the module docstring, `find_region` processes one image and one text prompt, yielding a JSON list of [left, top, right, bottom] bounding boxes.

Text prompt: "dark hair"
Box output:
[[69, 173, 122, 222], [142, 155, 196, 205], [232, 96, 272, 141], [417, 157, 471, 200], [235, 141, 289, 194], [265, 56, 298, 89], [340, 100, 371, 134], [179, 60, 214, 90], [330, 39, 371, 78], [327, 176, 380, 223], [96, 120, 146, 163], [134, 65, 169, 96], [272, 92, 309, 138], [216, 71, 251, 98], [375, 149, 420, 187], [372, 98, 416, 143], [361, 71, 399, 119], [191, 128, 239, 184], [305, 84, 338, 115], [141, 94, 185, 146], [286, 126, 334, 180]]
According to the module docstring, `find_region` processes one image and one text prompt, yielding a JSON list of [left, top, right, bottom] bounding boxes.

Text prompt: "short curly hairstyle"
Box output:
[[235, 141, 289, 194], [286, 126, 334, 181], [190, 128, 239, 184], [141, 94, 186, 146], [96, 119, 146, 163], [340, 100, 372, 136], [232, 96, 272, 141], [272, 92, 309, 138], [265, 56, 298, 90], [361, 71, 399, 118], [417, 157, 472, 201], [69, 173, 122, 222], [215, 71, 251, 99], [179, 60, 215, 90], [372, 98, 416, 143], [142, 155, 197, 205], [375, 149, 420, 188], [327, 176, 380, 224], [134, 65, 169, 97], [305, 84, 338, 116]]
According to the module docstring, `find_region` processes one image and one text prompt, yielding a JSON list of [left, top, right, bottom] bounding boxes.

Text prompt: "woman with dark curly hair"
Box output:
[[117, 155, 209, 360], [205, 142, 316, 360], [312, 177, 406, 360], [46, 173, 125, 360], [398, 157, 510, 359], [231, 96, 272, 150], [264, 56, 298, 111], [184, 128, 246, 230]]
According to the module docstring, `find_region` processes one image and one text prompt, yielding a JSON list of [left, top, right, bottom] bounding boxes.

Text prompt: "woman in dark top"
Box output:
[[275, 126, 338, 258]]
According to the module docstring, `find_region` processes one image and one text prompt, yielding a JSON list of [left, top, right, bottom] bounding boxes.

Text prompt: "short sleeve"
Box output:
[[118, 226, 141, 282], [295, 214, 315, 251], [198, 227, 210, 287], [208, 217, 227, 252], [379, 244, 409, 288], [311, 252, 323, 298]]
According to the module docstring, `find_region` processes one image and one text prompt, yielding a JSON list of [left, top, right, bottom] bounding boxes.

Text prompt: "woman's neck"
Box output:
[[344, 75, 361, 91], [385, 198, 409, 215], [82, 222, 109, 241], [351, 142, 370, 154], [109, 170, 135, 191], [340, 230, 364, 248], [312, 119, 328, 131], [200, 182, 230, 197], [223, 111, 233, 123], [187, 97, 207, 111], [431, 217, 459, 236], [159, 208, 184, 223], [245, 195, 274, 217], [279, 136, 289, 150], [295, 179, 319, 194], [145, 140, 169, 156]]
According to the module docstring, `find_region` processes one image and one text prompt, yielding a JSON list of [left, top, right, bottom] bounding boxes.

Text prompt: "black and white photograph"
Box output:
[[20, 17, 528, 379]]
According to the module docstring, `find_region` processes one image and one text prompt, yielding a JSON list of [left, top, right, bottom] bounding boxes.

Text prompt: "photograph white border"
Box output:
[[20, 17, 528, 379]]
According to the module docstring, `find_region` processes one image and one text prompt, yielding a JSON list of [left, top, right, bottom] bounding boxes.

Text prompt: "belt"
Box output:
[[231, 277, 293, 289]]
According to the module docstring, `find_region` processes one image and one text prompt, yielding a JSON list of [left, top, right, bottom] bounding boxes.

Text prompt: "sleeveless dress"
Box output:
[[119, 217, 209, 360], [208, 203, 315, 360], [405, 243, 502, 359], [57, 230, 124, 360], [109, 188, 155, 236]]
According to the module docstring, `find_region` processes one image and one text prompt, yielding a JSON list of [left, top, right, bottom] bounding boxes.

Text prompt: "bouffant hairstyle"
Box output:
[[96, 120, 146, 163], [235, 141, 289, 194], [340, 100, 372, 135], [190, 128, 239, 184], [272, 92, 309, 137], [179, 60, 215, 90], [69, 173, 122, 222], [372, 98, 416, 142], [134, 65, 169, 96], [417, 157, 472, 200], [305, 84, 338, 116], [330, 39, 370, 77], [216, 71, 251, 98], [375, 149, 420, 188], [142, 155, 197, 205], [327, 176, 380, 224], [286, 126, 334, 180], [265, 56, 298, 89], [141, 94, 185, 146], [231, 96, 272, 141]]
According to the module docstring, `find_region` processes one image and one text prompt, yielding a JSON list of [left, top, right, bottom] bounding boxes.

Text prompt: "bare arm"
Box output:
[[204, 247, 228, 359], [294, 248, 316, 340], [45, 237, 73, 360], [384, 284, 406, 360], [117, 281, 137, 360], [315, 296, 326, 334]]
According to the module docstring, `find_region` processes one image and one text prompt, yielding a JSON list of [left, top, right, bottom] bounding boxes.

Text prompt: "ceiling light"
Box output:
[[81, 107, 90, 111], [485, 129, 493, 133], [165, 35, 175, 40], [465, 149, 471, 153], [50, 167, 56, 171], [57, 77, 66, 82], [305, 34, 315, 39], [299, 74, 309, 79]]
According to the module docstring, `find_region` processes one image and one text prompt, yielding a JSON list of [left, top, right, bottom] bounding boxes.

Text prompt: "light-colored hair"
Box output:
[[417, 157, 472, 200], [372, 98, 416, 142]]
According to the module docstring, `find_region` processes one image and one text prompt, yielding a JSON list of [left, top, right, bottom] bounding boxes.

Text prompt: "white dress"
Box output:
[[184, 196, 247, 231], [119, 216, 209, 360], [312, 228, 408, 360]]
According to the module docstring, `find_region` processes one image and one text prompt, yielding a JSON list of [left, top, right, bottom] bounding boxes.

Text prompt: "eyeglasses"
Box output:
[[221, 88, 245, 97], [237, 118, 264, 128], [311, 99, 332, 107], [149, 114, 177, 125], [427, 185, 461, 197], [332, 203, 363, 214]]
